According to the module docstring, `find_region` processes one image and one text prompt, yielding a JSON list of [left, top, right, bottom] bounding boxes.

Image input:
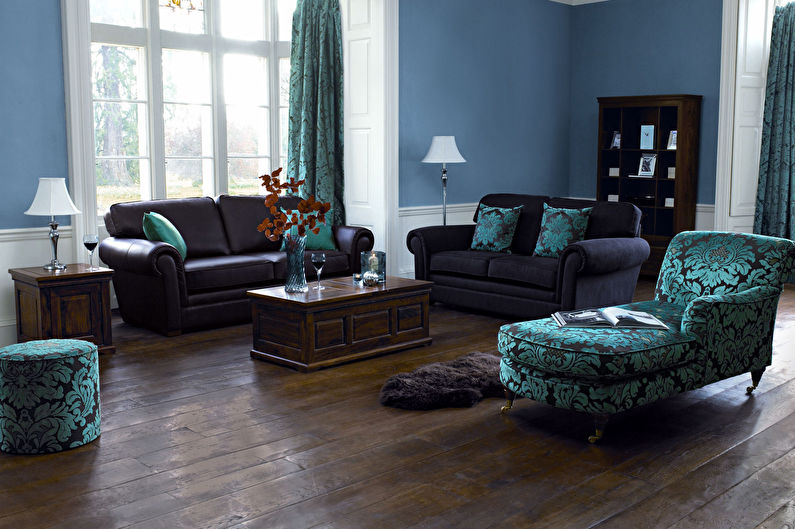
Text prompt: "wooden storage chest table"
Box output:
[[9, 264, 114, 354], [248, 276, 432, 371]]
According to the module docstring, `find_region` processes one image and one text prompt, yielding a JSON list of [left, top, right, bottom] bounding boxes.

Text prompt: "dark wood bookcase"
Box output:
[[596, 94, 702, 276]]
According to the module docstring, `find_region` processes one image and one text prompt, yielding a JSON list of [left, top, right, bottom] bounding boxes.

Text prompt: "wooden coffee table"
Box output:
[[248, 276, 432, 371]]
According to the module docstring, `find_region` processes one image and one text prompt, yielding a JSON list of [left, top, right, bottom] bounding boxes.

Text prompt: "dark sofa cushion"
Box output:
[[216, 195, 283, 254], [488, 255, 559, 289], [184, 254, 274, 292], [548, 198, 641, 239], [106, 197, 231, 258], [430, 250, 505, 277], [253, 251, 350, 280], [475, 194, 549, 255]]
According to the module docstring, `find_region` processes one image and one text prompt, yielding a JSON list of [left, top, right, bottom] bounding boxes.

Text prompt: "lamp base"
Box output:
[[43, 260, 67, 271]]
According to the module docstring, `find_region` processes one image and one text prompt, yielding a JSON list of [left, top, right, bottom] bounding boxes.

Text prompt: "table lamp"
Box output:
[[24, 177, 81, 270], [421, 136, 466, 225]]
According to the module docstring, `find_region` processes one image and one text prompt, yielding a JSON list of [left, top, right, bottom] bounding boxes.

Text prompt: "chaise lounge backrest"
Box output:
[[655, 231, 795, 306]]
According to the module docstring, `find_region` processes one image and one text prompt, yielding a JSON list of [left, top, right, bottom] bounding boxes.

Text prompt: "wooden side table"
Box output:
[[8, 264, 115, 354]]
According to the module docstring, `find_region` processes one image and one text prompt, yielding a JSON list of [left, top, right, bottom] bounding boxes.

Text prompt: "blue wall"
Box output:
[[568, 0, 723, 204], [0, 1, 70, 229], [399, 0, 723, 207], [399, 0, 572, 207]]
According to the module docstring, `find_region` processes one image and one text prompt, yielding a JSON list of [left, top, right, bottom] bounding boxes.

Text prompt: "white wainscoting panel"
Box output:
[[0, 227, 76, 347], [396, 202, 716, 278]]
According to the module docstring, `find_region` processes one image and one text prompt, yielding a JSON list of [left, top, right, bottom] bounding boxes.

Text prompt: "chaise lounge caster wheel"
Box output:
[[746, 368, 765, 395], [588, 413, 610, 444], [500, 387, 515, 414]]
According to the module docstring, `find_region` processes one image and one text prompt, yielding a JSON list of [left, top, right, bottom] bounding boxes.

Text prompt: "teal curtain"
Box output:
[[287, 0, 345, 226], [755, 3, 795, 256]]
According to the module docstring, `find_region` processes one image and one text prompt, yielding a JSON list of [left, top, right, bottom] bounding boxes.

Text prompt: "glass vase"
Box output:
[[283, 234, 308, 293]]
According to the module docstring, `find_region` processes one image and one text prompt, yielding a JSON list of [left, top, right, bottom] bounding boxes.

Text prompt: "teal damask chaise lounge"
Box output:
[[498, 231, 795, 443]]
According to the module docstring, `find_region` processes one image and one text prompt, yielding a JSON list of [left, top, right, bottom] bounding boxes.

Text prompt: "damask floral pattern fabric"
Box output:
[[754, 3, 795, 275], [470, 205, 522, 253], [655, 231, 795, 306], [533, 204, 592, 257], [0, 339, 100, 454], [498, 300, 696, 381], [288, 0, 345, 226]]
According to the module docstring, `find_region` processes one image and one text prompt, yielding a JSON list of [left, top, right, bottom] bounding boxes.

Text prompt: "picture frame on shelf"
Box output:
[[640, 125, 655, 150], [638, 153, 657, 176], [667, 130, 677, 150], [610, 131, 621, 149], [608, 167, 620, 176], [667, 167, 676, 179]]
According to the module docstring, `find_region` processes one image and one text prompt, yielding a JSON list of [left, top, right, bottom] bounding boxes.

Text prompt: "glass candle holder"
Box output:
[[360, 250, 386, 283]]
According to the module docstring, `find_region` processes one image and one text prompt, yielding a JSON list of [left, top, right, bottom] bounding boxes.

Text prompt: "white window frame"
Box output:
[[62, 0, 291, 244]]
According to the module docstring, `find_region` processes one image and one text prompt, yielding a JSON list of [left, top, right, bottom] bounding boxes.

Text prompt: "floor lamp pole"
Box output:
[[441, 163, 448, 226]]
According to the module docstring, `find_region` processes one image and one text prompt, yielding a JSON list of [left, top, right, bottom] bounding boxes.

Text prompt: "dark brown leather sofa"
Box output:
[[407, 194, 649, 319], [99, 195, 374, 336]]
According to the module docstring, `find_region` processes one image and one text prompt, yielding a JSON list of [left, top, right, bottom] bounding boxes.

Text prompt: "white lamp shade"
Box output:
[[421, 136, 466, 164], [24, 177, 81, 216]]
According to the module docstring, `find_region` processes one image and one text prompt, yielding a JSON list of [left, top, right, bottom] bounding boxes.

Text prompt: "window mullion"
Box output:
[[211, 0, 228, 196], [147, 0, 166, 200], [269, 0, 281, 175]]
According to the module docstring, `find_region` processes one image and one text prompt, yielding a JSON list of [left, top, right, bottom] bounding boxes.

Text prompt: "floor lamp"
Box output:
[[421, 136, 466, 225]]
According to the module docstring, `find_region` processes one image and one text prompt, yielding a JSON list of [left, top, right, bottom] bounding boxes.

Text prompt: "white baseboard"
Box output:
[[397, 201, 716, 279], [0, 227, 75, 347]]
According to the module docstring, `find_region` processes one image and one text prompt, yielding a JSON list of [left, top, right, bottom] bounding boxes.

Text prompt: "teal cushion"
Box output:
[[532, 204, 592, 257], [142, 211, 187, 260], [280, 210, 337, 251], [470, 205, 522, 253]]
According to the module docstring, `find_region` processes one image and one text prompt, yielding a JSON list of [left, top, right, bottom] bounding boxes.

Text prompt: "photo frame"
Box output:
[[610, 131, 621, 149], [667, 130, 677, 150], [638, 153, 657, 176], [640, 125, 655, 150]]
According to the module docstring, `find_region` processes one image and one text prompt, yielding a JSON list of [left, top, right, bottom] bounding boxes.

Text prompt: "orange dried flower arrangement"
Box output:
[[256, 168, 332, 241]]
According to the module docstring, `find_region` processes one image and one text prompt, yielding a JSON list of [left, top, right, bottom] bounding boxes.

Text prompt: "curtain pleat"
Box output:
[[755, 4, 795, 244], [287, 0, 345, 226]]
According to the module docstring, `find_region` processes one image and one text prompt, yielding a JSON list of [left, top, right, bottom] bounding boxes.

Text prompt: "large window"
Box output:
[[89, 0, 295, 215]]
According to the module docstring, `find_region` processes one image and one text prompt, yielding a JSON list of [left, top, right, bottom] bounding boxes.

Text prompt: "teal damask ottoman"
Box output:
[[0, 339, 100, 454]]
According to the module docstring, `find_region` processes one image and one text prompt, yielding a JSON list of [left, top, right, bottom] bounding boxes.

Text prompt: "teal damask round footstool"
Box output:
[[0, 339, 101, 454]]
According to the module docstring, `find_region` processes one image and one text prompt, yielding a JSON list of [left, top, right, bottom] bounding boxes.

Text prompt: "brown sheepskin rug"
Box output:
[[379, 352, 504, 410]]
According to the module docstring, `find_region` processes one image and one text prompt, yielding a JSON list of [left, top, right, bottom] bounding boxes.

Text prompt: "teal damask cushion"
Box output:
[[470, 205, 523, 253], [532, 204, 592, 257], [143, 211, 188, 260]]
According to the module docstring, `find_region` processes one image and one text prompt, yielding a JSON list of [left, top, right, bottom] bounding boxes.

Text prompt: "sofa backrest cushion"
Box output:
[[548, 198, 641, 239], [475, 193, 549, 255], [216, 195, 283, 253], [105, 197, 231, 257]]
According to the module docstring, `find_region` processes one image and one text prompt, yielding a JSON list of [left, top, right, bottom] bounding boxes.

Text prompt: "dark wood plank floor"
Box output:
[[2, 280, 794, 528]]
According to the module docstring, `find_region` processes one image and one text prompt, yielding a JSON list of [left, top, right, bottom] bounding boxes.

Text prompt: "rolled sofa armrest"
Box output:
[[561, 237, 650, 275], [680, 285, 782, 384], [98, 237, 188, 336], [99, 237, 183, 276], [333, 225, 375, 274], [681, 285, 782, 337], [406, 225, 476, 280]]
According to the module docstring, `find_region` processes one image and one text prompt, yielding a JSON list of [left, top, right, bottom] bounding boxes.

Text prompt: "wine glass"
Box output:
[[311, 252, 326, 290], [83, 234, 99, 271]]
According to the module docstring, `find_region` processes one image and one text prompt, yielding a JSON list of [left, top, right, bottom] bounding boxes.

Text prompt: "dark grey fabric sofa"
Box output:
[[406, 194, 649, 319], [99, 195, 374, 336]]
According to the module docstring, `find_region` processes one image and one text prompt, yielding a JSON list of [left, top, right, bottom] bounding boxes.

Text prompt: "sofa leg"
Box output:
[[588, 413, 610, 444], [746, 368, 766, 395], [500, 387, 516, 414]]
